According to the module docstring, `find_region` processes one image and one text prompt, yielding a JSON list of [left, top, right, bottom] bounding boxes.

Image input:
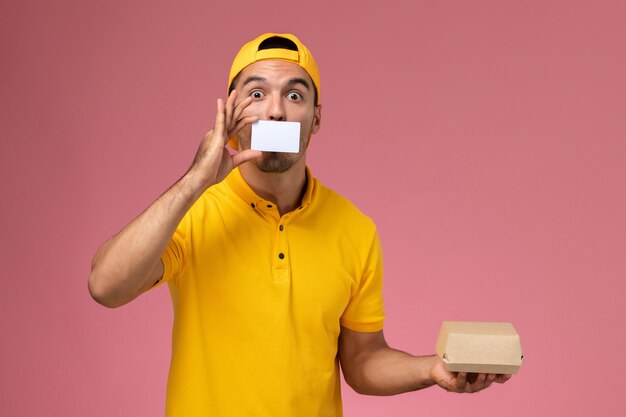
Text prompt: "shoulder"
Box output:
[[311, 178, 377, 236], [184, 180, 241, 222]]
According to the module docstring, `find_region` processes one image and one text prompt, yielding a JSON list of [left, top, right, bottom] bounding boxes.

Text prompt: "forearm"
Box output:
[[344, 347, 439, 396], [88, 172, 208, 307]]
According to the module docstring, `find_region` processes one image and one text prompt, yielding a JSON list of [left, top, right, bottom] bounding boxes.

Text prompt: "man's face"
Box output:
[[233, 60, 321, 173]]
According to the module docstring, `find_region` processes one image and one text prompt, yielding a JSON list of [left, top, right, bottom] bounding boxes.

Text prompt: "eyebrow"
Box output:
[[241, 76, 311, 91], [241, 76, 267, 88], [286, 77, 311, 91]]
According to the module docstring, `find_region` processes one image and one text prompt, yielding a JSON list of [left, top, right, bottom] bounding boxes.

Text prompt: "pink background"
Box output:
[[2, 0, 625, 415]]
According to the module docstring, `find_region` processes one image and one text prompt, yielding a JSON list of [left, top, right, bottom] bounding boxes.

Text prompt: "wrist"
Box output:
[[405, 355, 439, 392], [177, 170, 215, 203], [417, 355, 439, 389]]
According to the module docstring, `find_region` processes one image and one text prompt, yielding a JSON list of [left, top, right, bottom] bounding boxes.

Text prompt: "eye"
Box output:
[[287, 92, 302, 101], [251, 90, 264, 99]]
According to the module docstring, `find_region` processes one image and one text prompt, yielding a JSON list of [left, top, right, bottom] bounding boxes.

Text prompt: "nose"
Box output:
[[267, 94, 285, 121]]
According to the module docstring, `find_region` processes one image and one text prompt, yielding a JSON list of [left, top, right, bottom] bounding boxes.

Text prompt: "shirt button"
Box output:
[[267, 204, 273, 208], [250, 203, 255, 208], [278, 253, 285, 259], [279, 225, 284, 231]]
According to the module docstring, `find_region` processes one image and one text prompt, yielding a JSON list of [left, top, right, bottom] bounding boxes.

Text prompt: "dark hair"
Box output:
[[228, 36, 318, 105]]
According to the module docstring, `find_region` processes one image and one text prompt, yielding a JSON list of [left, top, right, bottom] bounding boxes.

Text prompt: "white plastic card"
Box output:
[[251, 120, 301, 153]]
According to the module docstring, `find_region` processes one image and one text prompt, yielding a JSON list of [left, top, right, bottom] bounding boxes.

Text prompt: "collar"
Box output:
[[226, 166, 315, 213]]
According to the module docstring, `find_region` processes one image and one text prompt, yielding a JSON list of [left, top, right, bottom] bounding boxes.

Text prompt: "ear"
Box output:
[[311, 104, 322, 134]]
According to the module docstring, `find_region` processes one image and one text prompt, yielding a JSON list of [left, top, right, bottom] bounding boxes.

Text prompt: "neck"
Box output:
[[239, 160, 307, 216]]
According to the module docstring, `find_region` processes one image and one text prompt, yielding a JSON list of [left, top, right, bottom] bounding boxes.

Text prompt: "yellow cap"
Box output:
[[227, 33, 320, 150]]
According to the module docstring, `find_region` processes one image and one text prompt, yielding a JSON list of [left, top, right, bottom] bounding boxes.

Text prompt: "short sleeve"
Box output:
[[340, 229, 385, 332], [158, 211, 191, 286]]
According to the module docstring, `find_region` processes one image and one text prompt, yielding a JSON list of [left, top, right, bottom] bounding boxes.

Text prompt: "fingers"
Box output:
[[433, 362, 510, 395], [229, 115, 259, 139], [455, 372, 467, 390], [224, 91, 255, 133], [439, 368, 512, 394], [469, 373, 488, 393], [231, 96, 253, 126], [209, 95, 258, 151], [224, 90, 237, 130], [215, 94, 256, 147], [494, 374, 512, 384], [453, 373, 494, 393], [227, 97, 256, 137], [210, 98, 227, 146]]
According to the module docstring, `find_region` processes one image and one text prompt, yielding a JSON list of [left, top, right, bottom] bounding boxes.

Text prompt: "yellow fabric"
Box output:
[[159, 167, 385, 417], [255, 48, 299, 62]]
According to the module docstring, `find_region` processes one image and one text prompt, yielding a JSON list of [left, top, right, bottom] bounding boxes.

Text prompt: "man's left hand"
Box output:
[[430, 357, 512, 393]]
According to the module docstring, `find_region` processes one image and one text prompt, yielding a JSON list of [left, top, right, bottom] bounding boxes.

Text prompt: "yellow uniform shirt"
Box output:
[[160, 167, 385, 417]]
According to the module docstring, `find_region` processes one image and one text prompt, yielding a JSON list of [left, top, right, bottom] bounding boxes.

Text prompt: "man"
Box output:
[[89, 33, 510, 416]]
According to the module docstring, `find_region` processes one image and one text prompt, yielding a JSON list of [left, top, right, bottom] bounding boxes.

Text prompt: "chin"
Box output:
[[255, 152, 296, 173]]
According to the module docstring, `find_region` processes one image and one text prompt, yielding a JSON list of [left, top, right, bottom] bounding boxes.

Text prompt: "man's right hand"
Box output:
[[186, 90, 261, 190], [88, 91, 261, 308]]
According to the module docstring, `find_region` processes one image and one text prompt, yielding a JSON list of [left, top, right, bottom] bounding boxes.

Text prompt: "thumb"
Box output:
[[232, 149, 262, 167]]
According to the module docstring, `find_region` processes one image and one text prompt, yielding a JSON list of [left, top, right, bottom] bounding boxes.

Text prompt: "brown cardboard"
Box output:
[[435, 321, 523, 374]]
